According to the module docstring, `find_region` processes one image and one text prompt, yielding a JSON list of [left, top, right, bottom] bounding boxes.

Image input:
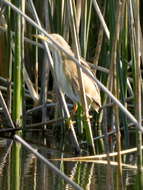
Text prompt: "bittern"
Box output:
[[35, 34, 101, 112]]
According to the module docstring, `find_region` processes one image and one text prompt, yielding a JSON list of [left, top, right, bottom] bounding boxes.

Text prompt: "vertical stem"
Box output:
[[110, 1, 124, 189], [7, 2, 13, 113], [93, 1, 106, 69], [80, 0, 87, 57], [10, 142, 21, 190], [135, 0, 143, 188], [21, 0, 25, 127], [35, 29, 39, 94], [75, 0, 81, 36], [41, 54, 49, 128], [12, 0, 23, 128]]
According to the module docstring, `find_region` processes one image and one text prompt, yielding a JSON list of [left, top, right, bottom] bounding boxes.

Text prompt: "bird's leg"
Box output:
[[69, 103, 78, 118], [71, 103, 93, 121], [73, 103, 78, 113]]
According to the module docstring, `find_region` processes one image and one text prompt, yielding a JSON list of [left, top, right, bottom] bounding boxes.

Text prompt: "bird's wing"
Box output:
[[83, 73, 101, 110]]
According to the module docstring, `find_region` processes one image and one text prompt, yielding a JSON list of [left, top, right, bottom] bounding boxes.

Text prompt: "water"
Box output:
[[0, 134, 139, 190]]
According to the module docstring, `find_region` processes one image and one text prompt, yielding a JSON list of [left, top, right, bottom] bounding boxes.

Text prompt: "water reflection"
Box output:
[[0, 136, 139, 190]]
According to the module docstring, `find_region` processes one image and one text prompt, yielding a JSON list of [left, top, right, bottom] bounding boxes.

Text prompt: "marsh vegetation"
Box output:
[[0, 0, 143, 189]]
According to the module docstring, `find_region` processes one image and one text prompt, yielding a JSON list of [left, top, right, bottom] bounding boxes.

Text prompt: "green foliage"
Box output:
[[0, 0, 143, 156]]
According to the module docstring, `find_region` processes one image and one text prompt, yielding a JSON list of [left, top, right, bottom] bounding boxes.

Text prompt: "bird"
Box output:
[[34, 33, 101, 112]]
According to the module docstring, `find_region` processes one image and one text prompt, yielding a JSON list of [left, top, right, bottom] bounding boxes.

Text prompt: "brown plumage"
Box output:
[[35, 34, 101, 112]]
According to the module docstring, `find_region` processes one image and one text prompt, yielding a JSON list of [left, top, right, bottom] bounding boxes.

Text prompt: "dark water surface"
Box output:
[[0, 133, 138, 190]]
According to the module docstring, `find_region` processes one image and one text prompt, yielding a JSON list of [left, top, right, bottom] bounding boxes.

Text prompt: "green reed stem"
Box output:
[[12, 0, 23, 127]]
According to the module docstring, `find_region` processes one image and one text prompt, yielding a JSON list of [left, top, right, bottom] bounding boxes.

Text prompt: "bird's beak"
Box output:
[[33, 34, 49, 42]]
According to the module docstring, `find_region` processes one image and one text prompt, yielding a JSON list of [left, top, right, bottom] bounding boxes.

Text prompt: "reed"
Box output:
[[134, 0, 143, 188], [0, 1, 143, 188], [11, 0, 23, 128]]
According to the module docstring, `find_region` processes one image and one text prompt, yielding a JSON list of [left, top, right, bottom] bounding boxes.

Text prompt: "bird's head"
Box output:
[[33, 33, 73, 55]]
